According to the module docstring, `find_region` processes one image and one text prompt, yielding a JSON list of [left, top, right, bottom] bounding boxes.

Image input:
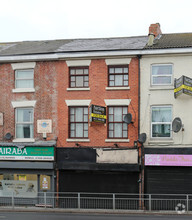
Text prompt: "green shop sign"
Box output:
[[0, 146, 54, 161]]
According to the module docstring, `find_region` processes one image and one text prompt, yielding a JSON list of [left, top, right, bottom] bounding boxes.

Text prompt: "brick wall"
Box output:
[[0, 57, 139, 147], [57, 58, 139, 148], [0, 61, 58, 142]]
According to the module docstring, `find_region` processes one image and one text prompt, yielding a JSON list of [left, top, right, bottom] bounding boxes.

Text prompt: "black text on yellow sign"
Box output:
[[91, 113, 107, 119]]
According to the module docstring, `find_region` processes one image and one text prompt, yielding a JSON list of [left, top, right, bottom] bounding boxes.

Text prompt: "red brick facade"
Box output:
[[0, 57, 139, 148], [57, 58, 139, 148], [0, 62, 58, 142]]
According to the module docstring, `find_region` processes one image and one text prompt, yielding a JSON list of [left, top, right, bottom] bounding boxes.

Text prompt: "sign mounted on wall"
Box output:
[[174, 75, 192, 98], [0, 146, 54, 161], [37, 120, 52, 133], [0, 113, 3, 126], [89, 105, 107, 123], [145, 154, 192, 167]]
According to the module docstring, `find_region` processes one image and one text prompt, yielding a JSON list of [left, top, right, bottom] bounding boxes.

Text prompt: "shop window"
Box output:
[[108, 106, 128, 138], [151, 106, 172, 138], [69, 106, 88, 138], [0, 174, 37, 197], [108, 65, 128, 87], [151, 64, 173, 85], [15, 108, 34, 139], [69, 67, 89, 88]]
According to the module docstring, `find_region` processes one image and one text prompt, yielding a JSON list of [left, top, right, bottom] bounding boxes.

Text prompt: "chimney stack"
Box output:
[[147, 23, 162, 46], [149, 23, 162, 38]]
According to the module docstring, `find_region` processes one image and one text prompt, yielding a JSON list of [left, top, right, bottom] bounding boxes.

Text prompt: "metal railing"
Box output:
[[0, 192, 191, 213]]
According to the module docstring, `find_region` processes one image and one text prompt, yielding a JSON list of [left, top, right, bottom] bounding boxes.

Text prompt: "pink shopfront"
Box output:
[[144, 148, 192, 195]]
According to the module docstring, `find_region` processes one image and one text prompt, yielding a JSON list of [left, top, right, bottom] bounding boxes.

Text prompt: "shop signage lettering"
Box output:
[[0, 146, 54, 161], [145, 154, 192, 166], [0, 147, 27, 155]]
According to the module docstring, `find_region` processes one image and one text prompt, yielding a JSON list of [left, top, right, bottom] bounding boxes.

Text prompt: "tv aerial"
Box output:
[[172, 117, 182, 133]]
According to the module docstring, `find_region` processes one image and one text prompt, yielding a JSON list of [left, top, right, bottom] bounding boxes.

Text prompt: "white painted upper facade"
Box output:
[[140, 54, 192, 147]]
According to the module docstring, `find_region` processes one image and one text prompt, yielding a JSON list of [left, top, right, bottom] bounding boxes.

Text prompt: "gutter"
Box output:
[[0, 48, 192, 62]]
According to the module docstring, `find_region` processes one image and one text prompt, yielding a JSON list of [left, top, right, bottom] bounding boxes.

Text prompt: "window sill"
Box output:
[[13, 138, 35, 143], [105, 139, 130, 143], [12, 88, 35, 93], [67, 88, 90, 91], [148, 139, 174, 145], [149, 86, 174, 91], [106, 86, 130, 90], [66, 138, 90, 142]]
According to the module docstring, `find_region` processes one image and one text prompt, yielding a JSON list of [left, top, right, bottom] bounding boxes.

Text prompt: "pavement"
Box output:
[[0, 206, 192, 216]]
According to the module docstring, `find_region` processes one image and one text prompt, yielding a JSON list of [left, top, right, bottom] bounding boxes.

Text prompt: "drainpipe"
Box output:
[[137, 54, 144, 209], [137, 55, 142, 136]]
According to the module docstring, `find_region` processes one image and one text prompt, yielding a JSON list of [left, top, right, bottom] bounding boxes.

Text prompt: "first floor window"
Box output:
[[108, 106, 128, 138], [151, 106, 172, 138], [69, 107, 88, 138], [16, 108, 34, 138], [15, 69, 34, 89]]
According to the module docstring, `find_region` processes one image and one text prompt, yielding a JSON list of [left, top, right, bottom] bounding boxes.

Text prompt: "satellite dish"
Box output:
[[123, 113, 133, 124], [4, 133, 12, 140], [172, 117, 182, 133], [138, 133, 147, 144]]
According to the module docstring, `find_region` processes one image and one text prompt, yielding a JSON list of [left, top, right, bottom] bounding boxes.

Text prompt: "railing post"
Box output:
[[44, 192, 47, 209], [12, 192, 14, 209], [113, 194, 115, 210], [78, 193, 80, 209], [186, 195, 189, 213], [149, 194, 151, 212]]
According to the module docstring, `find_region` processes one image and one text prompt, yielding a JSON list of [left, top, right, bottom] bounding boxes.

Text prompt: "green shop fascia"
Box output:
[[0, 142, 56, 197]]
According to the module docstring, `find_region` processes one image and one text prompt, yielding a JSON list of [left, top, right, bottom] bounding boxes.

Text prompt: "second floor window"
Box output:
[[16, 108, 34, 139], [69, 67, 89, 88], [108, 65, 129, 87], [151, 106, 172, 138], [151, 64, 173, 85], [108, 106, 128, 138], [15, 69, 34, 89], [69, 107, 88, 138]]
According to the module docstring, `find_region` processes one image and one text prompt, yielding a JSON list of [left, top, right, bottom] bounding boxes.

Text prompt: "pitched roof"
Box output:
[[1, 33, 192, 57], [144, 33, 192, 49], [0, 36, 148, 56]]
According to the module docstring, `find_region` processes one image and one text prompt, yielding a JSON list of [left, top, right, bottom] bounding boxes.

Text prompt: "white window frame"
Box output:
[[15, 108, 34, 140], [151, 105, 172, 139], [11, 62, 36, 93], [151, 64, 173, 86], [12, 100, 36, 142], [15, 69, 34, 89]]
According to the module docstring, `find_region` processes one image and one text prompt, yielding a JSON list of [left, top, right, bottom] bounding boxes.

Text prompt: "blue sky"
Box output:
[[1, 0, 192, 42]]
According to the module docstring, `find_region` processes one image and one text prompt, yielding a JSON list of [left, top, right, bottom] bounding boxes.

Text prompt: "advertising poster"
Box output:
[[0, 180, 37, 197]]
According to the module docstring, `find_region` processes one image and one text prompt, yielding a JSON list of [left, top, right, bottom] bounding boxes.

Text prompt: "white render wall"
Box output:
[[140, 54, 192, 147]]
